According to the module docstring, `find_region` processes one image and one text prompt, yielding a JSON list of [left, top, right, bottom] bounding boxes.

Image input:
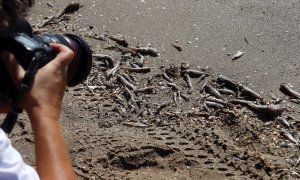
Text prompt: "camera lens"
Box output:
[[33, 34, 92, 86]]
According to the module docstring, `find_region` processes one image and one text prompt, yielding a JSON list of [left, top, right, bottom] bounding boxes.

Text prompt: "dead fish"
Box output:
[[204, 84, 224, 100], [180, 61, 190, 71], [47, 1, 54, 7], [173, 92, 179, 105], [123, 86, 135, 102], [232, 51, 245, 60], [230, 99, 285, 116], [162, 68, 174, 83], [219, 88, 236, 96], [57, 2, 81, 18], [167, 82, 182, 91], [172, 43, 183, 51], [120, 73, 135, 84], [238, 83, 264, 101], [277, 117, 290, 129], [291, 99, 300, 104], [205, 96, 227, 105], [133, 86, 154, 94], [117, 74, 136, 90], [109, 35, 129, 47], [185, 69, 209, 78], [204, 101, 224, 109], [106, 45, 137, 55], [129, 47, 159, 57], [93, 53, 115, 68], [183, 73, 193, 93], [282, 131, 298, 145], [217, 74, 238, 91], [155, 102, 172, 115], [122, 67, 151, 73], [105, 61, 120, 79], [280, 83, 300, 99]]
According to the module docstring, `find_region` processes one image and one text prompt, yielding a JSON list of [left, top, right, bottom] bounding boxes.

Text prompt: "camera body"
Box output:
[[0, 19, 92, 102]]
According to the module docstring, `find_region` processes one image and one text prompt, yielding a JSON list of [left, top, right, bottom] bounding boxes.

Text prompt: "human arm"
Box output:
[[1, 43, 76, 180]]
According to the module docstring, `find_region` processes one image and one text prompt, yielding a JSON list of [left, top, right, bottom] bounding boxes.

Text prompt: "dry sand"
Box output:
[[8, 0, 300, 179]]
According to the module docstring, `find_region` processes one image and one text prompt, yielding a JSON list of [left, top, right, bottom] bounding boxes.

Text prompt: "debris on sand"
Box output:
[[57, 1, 81, 18], [40, 2, 81, 27], [172, 43, 183, 51], [109, 35, 129, 47], [229, 99, 285, 117], [280, 83, 300, 99], [232, 50, 245, 60]]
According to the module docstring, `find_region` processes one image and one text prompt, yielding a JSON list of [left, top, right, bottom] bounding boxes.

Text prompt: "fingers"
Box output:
[[1, 51, 25, 87], [50, 44, 74, 67]]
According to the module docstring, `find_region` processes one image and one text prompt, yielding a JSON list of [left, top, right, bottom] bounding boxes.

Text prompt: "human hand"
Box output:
[[1, 43, 74, 119]]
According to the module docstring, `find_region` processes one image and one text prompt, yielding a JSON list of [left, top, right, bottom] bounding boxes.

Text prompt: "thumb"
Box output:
[[1, 51, 25, 88]]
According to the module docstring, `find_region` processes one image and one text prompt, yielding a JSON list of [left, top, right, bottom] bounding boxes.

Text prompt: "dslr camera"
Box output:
[[0, 18, 92, 102]]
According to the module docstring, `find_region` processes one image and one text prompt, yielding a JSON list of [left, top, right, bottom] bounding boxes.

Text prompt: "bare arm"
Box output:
[[2, 44, 76, 180]]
